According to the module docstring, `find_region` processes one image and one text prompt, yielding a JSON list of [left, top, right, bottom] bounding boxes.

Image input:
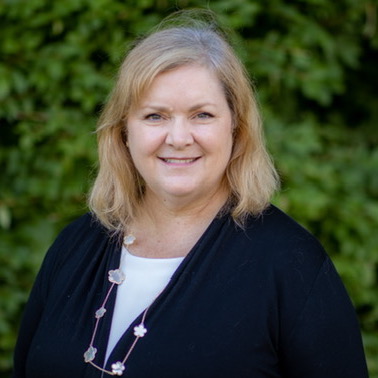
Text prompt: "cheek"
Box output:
[[127, 123, 147, 151], [220, 130, 234, 166], [128, 128, 166, 159], [217, 125, 234, 153]]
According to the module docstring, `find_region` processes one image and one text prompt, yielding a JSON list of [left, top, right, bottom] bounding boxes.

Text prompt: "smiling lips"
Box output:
[[160, 157, 199, 164]]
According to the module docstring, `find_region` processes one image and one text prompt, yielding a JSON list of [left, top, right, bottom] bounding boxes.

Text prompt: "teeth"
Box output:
[[164, 158, 196, 163]]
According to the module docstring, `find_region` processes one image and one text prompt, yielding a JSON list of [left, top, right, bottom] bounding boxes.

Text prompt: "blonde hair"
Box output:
[[89, 10, 279, 232]]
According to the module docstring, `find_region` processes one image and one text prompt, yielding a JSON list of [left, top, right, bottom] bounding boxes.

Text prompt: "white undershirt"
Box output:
[[105, 246, 184, 361]]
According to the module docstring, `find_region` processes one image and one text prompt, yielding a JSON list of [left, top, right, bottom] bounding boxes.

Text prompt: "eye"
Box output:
[[145, 113, 162, 121], [196, 112, 214, 119]]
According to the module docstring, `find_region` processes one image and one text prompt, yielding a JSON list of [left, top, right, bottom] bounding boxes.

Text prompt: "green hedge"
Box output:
[[1, 1, 377, 376]]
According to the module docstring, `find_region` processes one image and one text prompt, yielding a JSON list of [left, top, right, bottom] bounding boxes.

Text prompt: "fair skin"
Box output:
[[126, 64, 233, 258]]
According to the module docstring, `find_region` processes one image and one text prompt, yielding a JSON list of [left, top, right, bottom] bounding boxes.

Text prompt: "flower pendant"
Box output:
[[111, 361, 125, 375], [108, 269, 125, 285], [84, 346, 97, 362], [95, 307, 107, 319], [133, 324, 147, 337], [123, 234, 136, 246]]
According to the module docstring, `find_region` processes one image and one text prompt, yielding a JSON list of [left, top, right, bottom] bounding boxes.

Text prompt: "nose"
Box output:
[[165, 118, 194, 149]]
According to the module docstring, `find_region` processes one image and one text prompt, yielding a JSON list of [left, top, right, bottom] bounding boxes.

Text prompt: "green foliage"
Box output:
[[1, 0, 377, 376]]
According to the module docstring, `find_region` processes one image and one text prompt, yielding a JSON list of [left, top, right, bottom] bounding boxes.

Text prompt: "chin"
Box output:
[[160, 184, 204, 200], [165, 188, 198, 198]]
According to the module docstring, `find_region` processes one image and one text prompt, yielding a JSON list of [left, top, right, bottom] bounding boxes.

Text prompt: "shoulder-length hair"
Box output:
[[89, 11, 279, 233]]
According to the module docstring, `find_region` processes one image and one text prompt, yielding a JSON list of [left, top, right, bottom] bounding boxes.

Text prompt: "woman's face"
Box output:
[[127, 64, 233, 207]]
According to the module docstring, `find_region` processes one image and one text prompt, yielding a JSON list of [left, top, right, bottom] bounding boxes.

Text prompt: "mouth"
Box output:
[[159, 157, 199, 164]]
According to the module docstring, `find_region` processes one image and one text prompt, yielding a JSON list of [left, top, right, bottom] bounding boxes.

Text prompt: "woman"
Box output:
[[13, 11, 368, 378]]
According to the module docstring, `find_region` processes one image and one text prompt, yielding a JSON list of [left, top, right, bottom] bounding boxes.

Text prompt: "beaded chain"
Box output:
[[83, 234, 150, 376]]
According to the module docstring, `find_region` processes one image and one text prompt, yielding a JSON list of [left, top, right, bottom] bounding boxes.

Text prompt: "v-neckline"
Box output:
[[100, 212, 230, 372]]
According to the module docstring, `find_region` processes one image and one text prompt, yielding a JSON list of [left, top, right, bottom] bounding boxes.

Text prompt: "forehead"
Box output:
[[138, 64, 225, 104]]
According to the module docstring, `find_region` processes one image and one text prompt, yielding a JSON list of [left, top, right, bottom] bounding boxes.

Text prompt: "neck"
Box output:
[[141, 184, 229, 224], [127, 187, 230, 258]]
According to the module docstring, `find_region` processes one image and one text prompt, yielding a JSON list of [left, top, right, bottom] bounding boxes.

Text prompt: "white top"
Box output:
[[105, 246, 184, 361]]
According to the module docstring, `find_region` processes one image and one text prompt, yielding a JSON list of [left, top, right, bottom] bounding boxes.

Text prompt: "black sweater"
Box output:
[[13, 205, 368, 377]]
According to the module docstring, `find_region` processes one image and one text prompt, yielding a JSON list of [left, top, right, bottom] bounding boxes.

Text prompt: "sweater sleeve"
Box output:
[[280, 257, 368, 378], [12, 264, 46, 377], [12, 213, 94, 377], [12, 235, 60, 378]]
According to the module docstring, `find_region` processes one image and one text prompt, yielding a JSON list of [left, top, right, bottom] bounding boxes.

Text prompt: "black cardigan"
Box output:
[[13, 205, 368, 377]]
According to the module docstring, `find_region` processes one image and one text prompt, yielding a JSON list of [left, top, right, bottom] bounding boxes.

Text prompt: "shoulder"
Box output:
[[238, 206, 343, 331], [246, 205, 321, 243], [32, 213, 116, 298], [243, 204, 326, 262], [229, 205, 328, 289], [53, 212, 108, 246], [41, 212, 113, 272]]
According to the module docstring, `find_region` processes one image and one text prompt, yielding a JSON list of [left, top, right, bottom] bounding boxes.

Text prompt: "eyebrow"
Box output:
[[140, 102, 216, 112], [188, 103, 216, 111]]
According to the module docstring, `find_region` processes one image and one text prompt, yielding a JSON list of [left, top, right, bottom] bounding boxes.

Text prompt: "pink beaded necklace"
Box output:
[[83, 234, 150, 376]]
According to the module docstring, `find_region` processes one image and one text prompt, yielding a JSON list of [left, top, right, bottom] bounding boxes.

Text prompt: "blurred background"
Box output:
[[1, 0, 377, 376]]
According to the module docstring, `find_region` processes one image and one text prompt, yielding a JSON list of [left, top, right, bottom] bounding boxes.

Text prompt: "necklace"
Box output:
[[83, 234, 150, 376]]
